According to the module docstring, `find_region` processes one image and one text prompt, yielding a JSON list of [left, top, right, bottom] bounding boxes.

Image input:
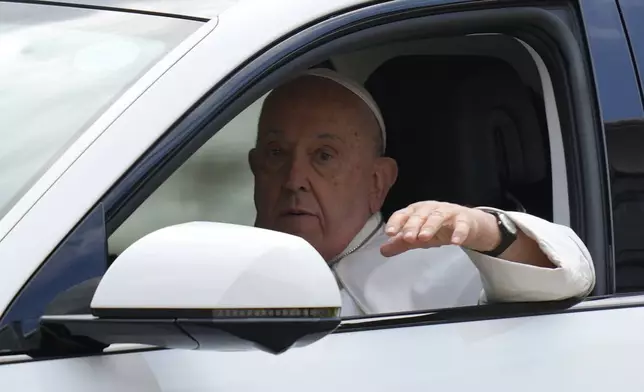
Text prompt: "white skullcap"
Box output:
[[302, 68, 386, 153]]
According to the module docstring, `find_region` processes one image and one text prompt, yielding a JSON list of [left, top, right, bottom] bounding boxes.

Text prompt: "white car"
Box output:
[[1, 0, 644, 390]]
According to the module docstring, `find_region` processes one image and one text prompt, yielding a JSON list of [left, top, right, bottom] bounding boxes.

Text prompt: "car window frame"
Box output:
[[0, 1, 614, 361], [104, 4, 608, 290], [93, 4, 613, 317]]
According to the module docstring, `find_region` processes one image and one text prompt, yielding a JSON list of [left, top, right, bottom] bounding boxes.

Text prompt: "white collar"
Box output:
[[329, 212, 384, 266]]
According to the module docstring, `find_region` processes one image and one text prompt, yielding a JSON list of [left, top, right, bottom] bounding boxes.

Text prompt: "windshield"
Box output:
[[0, 2, 203, 220]]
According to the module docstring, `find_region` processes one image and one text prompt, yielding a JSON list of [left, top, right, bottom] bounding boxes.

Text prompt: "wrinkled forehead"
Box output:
[[257, 76, 379, 145]]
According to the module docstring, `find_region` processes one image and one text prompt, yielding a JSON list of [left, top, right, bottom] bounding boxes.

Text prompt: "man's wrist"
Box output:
[[465, 209, 502, 252]]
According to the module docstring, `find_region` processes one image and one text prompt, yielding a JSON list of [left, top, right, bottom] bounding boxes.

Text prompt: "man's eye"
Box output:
[[317, 150, 334, 162], [268, 148, 283, 156]]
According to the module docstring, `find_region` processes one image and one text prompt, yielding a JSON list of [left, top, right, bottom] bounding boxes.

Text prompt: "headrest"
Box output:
[[365, 55, 547, 216]]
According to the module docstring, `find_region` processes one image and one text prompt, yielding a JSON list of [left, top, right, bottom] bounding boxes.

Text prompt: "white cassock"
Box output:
[[332, 208, 596, 317]]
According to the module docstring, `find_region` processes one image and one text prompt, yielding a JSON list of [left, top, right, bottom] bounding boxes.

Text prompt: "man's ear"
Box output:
[[248, 148, 259, 175], [369, 157, 398, 214]]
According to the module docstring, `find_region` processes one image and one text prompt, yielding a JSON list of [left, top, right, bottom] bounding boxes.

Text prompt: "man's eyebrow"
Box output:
[[317, 133, 345, 143]]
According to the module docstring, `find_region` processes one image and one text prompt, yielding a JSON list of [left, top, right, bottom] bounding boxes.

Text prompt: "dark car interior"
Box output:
[[363, 54, 552, 222]]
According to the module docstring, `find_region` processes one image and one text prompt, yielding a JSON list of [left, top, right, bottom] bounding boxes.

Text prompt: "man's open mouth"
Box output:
[[282, 209, 316, 217]]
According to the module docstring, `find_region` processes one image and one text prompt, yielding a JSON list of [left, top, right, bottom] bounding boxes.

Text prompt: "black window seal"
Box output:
[[337, 293, 644, 333]]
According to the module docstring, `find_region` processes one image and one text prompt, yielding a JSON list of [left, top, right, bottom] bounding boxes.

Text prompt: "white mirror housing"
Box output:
[[92, 221, 341, 314], [41, 222, 342, 355]]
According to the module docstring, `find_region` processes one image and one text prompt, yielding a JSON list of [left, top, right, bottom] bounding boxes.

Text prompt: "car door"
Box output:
[[2, 0, 644, 391]]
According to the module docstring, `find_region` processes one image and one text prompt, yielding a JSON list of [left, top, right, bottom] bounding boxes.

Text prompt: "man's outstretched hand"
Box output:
[[380, 201, 501, 257], [380, 201, 554, 268]]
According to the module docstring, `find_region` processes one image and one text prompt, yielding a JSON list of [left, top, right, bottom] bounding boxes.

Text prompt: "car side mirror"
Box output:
[[41, 222, 341, 355]]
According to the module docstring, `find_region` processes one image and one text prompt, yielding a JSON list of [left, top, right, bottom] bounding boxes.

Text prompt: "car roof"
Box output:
[[51, 0, 242, 19]]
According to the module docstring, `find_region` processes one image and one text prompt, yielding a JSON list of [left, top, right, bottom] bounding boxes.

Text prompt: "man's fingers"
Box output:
[[450, 216, 471, 245], [417, 209, 452, 241], [380, 233, 414, 257], [385, 207, 414, 236], [382, 202, 478, 257], [400, 204, 436, 241]]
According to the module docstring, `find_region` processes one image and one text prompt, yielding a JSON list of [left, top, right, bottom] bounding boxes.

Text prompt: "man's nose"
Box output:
[[283, 153, 311, 192]]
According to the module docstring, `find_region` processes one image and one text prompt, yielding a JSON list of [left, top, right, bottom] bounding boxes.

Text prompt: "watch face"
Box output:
[[499, 213, 518, 235]]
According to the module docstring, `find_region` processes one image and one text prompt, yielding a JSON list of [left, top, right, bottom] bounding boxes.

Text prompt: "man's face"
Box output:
[[250, 76, 394, 261]]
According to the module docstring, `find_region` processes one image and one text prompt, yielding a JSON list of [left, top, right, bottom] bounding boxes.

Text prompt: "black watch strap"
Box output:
[[479, 209, 518, 258]]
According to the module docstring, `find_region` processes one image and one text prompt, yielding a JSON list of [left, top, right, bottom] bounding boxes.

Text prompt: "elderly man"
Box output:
[[249, 68, 595, 316]]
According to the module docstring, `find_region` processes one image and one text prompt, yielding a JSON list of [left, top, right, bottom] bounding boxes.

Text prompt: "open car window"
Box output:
[[109, 97, 265, 255], [110, 34, 561, 260]]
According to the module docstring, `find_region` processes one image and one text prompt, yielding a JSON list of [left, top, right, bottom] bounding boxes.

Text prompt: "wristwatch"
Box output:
[[478, 209, 518, 257]]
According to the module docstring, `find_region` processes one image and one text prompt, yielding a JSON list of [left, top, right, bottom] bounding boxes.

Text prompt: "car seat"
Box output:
[[364, 55, 552, 221]]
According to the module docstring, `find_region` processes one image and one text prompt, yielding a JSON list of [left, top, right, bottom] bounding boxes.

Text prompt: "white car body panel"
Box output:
[[0, 0, 371, 317], [2, 302, 644, 391]]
